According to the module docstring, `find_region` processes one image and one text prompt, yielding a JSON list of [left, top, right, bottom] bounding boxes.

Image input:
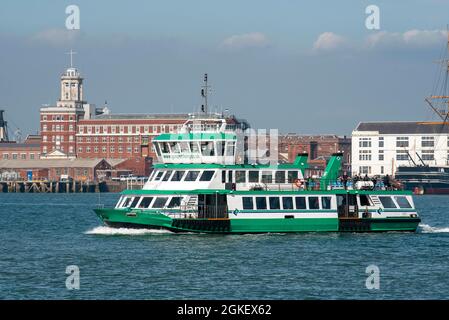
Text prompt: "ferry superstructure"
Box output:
[[94, 115, 421, 233]]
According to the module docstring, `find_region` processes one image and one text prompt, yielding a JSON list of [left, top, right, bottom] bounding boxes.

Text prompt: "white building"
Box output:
[[351, 121, 449, 176]]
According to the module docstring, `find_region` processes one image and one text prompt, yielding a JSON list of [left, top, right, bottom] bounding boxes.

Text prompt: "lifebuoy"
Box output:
[[294, 178, 304, 188]]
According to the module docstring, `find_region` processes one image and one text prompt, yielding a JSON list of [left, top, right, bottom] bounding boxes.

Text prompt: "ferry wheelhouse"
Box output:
[[94, 113, 421, 233]]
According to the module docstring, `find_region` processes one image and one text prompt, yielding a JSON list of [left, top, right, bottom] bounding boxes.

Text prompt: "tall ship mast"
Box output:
[[94, 75, 420, 233]]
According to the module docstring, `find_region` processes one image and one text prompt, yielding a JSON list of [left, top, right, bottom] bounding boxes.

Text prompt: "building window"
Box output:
[[127, 146, 132, 153], [120, 126, 124, 133], [78, 147, 83, 153], [95, 126, 100, 133], [359, 150, 371, 161], [86, 147, 91, 153], [43, 146, 47, 153], [43, 115, 47, 121], [69, 146, 74, 154], [69, 125, 74, 131], [118, 146, 123, 153], [421, 150, 434, 161], [20, 154, 26, 159], [94, 146, 99, 153], [43, 125, 47, 131], [396, 150, 409, 161], [110, 137, 115, 143], [422, 136, 434, 148], [378, 150, 384, 161], [102, 137, 107, 142], [380, 166, 384, 174], [69, 136, 74, 142], [396, 137, 409, 148], [86, 137, 91, 143], [12, 153, 18, 160], [359, 138, 371, 148], [378, 137, 384, 148], [30, 154, 35, 160], [111, 126, 116, 134], [134, 146, 139, 153], [127, 137, 132, 143], [110, 146, 115, 153], [79, 127, 84, 134], [43, 136, 47, 142], [94, 137, 99, 143], [2, 153, 9, 159], [359, 166, 371, 175], [102, 146, 107, 153], [118, 137, 123, 143], [134, 136, 139, 143]]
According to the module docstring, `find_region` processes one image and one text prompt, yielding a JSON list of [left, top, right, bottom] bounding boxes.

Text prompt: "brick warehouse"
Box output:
[[279, 134, 351, 174]]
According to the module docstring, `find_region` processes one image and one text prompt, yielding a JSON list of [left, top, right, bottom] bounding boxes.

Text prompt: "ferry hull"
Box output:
[[94, 209, 420, 233]]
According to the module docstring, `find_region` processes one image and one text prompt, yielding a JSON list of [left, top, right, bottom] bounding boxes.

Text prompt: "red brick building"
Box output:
[[0, 135, 41, 161], [279, 134, 351, 173]]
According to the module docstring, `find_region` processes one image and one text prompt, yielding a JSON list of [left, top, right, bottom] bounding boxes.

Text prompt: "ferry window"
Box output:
[[185, 171, 200, 181], [261, 171, 273, 184], [190, 142, 200, 153], [152, 197, 169, 208], [288, 171, 298, 183], [138, 197, 153, 208], [162, 170, 173, 181], [394, 196, 412, 209], [216, 141, 225, 156], [199, 170, 215, 181], [169, 142, 181, 153], [226, 141, 235, 156], [295, 197, 306, 209], [228, 171, 233, 183], [154, 171, 164, 181], [222, 171, 226, 183], [155, 143, 162, 157], [275, 171, 286, 183], [269, 197, 280, 210], [283, 197, 294, 210], [242, 197, 254, 210], [161, 142, 170, 154], [130, 197, 141, 208], [378, 196, 397, 209], [201, 141, 215, 156], [321, 197, 332, 210], [256, 197, 267, 210], [308, 197, 319, 210], [171, 171, 186, 181], [249, 171, 259, 183], [167, 197, 182, 208], [179, 142, 190, 153], [120, 197, 130, 208], [359, 195, 372, 206], [236, 171, 246, 183]]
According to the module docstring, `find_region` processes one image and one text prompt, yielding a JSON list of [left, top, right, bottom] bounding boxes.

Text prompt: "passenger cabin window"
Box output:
[[228, 171, 233, 183], [190, 142, 200, 153], [162, 170, 173, 181], [226, 141, 235, 156], [222, 171, 226, 183], [308, 197, 319, 210], [121, 197, 132, 208], [167, 197, 182, 208], [321, 197, 332, 210], [199, 170, 215, 181], [242, 197, 254, 210], [269, 197, 280, 210], [201, 141, 214, 156], [216, 141, 225, 156], [171, 171, 186, 181], [130, 197, 141, 208], [256, 197, 267, 210], [359, 195, 372, 207], [394, 196, 412, 208], [161, 142, 170, 154], [295, 197, 306, 209], [378, 196, 397, 209], [138, 197, 153, 208], [275, 171, 285, 184], [185, 171, 200, 181], [261, 171, 272, 184], [282, 197, 294, 210], [249, 171, 259, 183], [152, 197, 169, 208], [236, 171, 246, 183], [154, 171, 164, 181], [288, 171, 298, 183]]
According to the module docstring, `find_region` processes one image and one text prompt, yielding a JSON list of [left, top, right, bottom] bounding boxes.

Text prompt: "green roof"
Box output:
[[153, 163, 307, 170], [154, 133, 236, 141]]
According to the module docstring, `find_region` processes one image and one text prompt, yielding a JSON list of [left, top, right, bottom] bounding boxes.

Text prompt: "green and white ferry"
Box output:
[[94, 113, 421, 233]]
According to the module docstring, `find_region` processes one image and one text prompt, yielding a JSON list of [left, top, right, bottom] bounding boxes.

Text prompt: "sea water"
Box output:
[[0, 193, 448, 299]]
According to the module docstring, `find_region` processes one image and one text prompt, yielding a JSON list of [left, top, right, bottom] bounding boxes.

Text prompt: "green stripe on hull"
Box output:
[[230, 218, 338, 233], [370, 219, 420, 232]]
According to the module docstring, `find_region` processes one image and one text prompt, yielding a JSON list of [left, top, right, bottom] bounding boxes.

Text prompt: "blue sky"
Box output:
[[1, 0, 449, 136]]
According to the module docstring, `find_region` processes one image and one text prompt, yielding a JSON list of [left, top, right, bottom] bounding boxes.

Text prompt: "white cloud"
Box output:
[[312, 32, 348, 52], [31, 28, 80, 47], [220, 32, 270, 50], [366, 29, 446, 49]]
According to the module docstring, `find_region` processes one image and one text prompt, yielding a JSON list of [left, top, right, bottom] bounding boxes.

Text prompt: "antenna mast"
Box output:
[[201, 73, 209, 114]]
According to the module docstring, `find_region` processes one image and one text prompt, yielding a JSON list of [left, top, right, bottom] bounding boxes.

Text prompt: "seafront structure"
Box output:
[[351, 121, 449, 176]]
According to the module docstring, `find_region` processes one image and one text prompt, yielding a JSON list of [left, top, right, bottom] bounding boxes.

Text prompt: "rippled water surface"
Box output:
[[0, 193, 448, 299]]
